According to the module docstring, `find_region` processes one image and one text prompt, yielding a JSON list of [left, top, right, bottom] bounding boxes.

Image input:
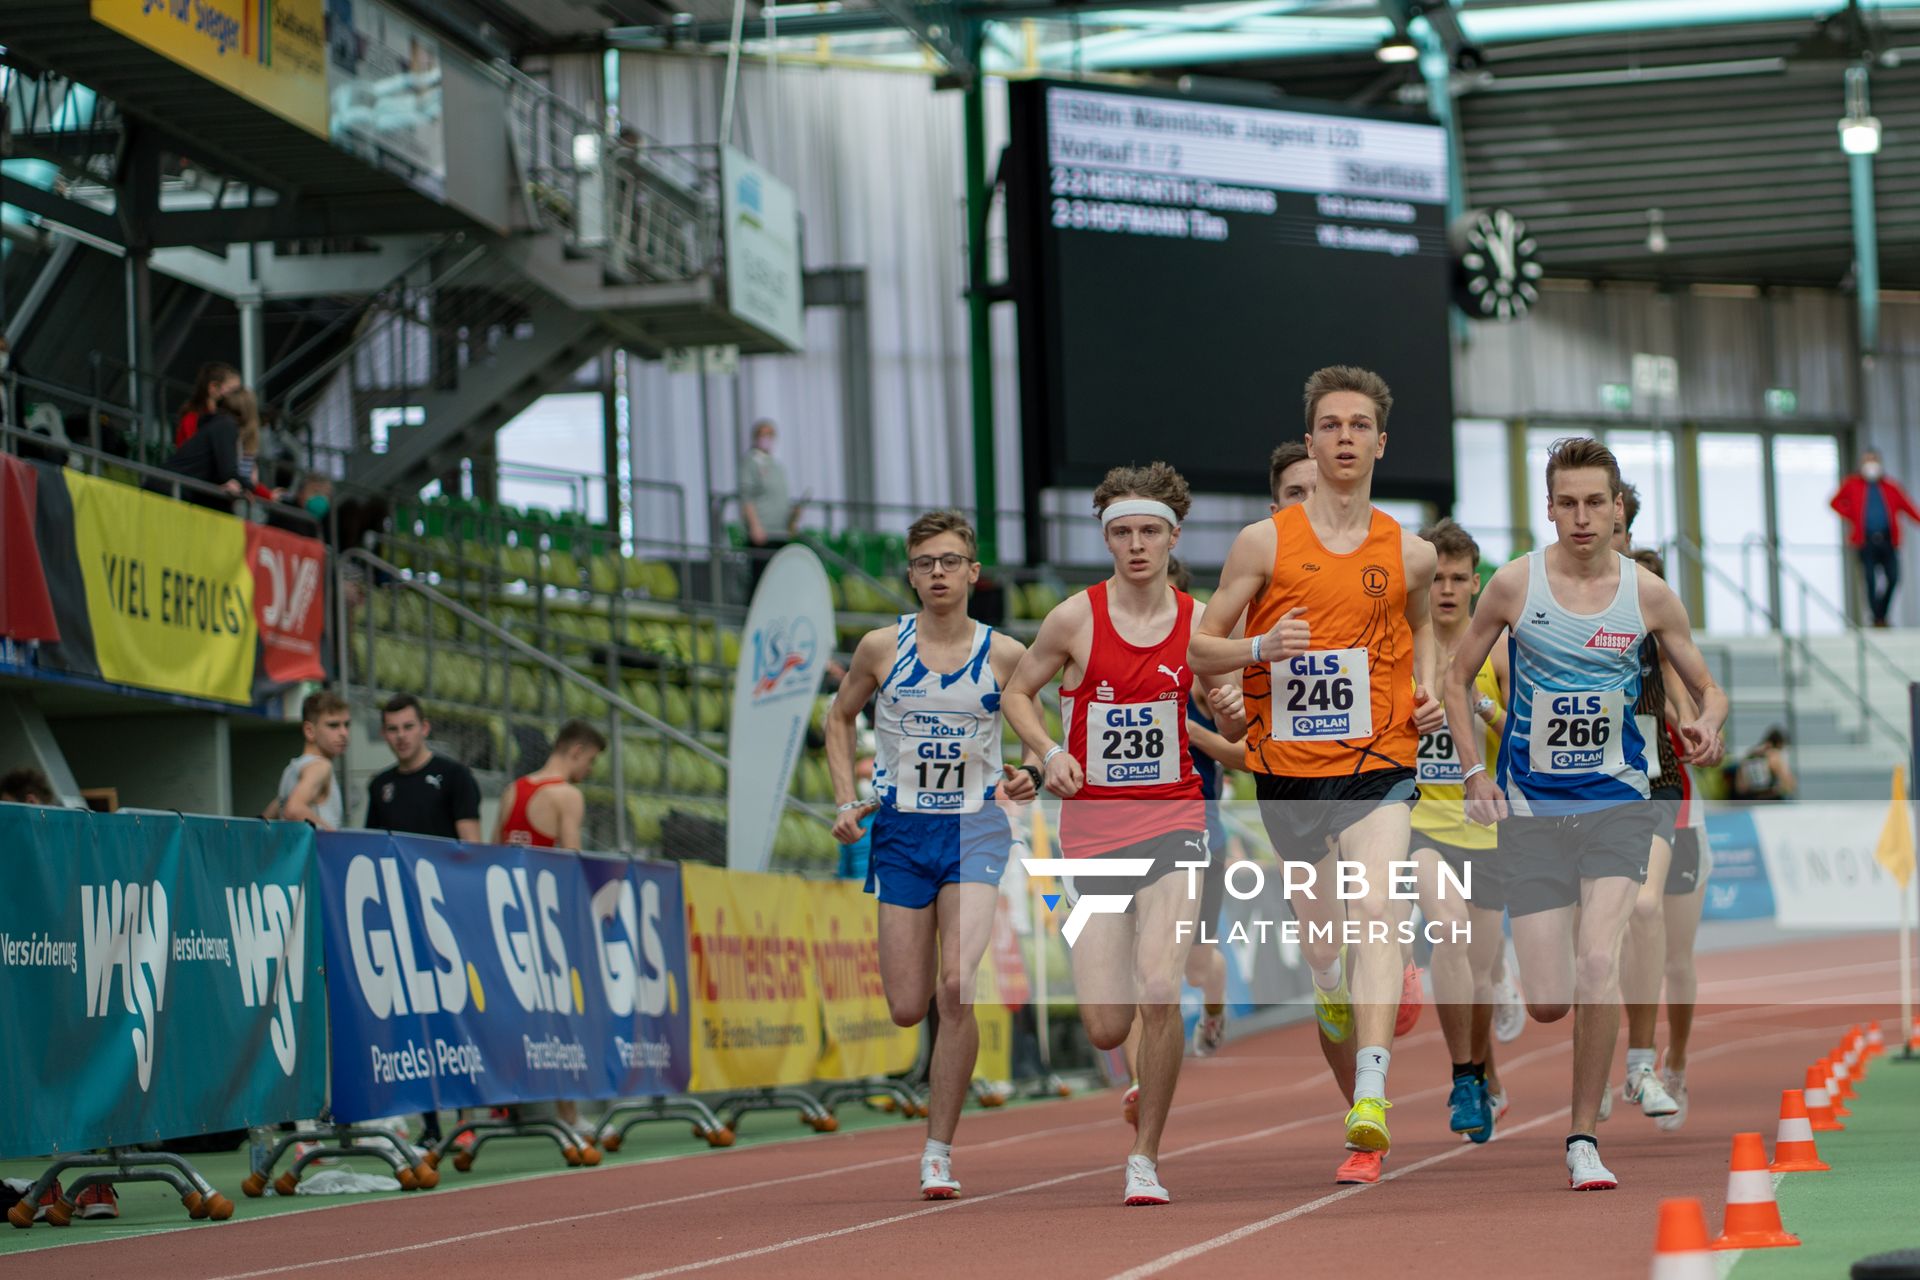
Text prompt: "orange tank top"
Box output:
[[500, 775, 563, 847], [1242, 505, 1417, 777]]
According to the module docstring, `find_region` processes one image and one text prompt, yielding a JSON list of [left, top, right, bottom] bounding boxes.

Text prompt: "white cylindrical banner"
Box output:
[[726, 543, 835, 873]]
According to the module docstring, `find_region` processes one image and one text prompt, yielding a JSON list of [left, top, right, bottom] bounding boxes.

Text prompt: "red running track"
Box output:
[[23, 935, 1897, 1280]]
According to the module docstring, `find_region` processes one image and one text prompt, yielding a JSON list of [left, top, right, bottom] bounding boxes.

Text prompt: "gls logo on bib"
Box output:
[[80, 880, 170, 1092]]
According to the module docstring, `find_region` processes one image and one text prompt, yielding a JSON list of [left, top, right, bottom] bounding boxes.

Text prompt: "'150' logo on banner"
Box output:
[[81, 880, 170, 1092]]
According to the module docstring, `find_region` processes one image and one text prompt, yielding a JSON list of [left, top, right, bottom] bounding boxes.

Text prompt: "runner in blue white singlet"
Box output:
[[1443, 437, 1727, 1195], [826, 511, 1040, 1203]]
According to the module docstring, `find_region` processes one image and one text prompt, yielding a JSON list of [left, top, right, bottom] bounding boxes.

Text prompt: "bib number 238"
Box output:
[[1274, 648, 1373, 741], [1091, 701, 1177, 787]]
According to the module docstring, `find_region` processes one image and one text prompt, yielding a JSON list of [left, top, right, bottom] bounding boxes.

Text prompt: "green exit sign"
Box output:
[[1600, 383, 1633, 412], [1765, 387, 1798, 416]]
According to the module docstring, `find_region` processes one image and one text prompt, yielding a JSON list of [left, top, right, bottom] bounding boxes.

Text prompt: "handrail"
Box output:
[[1737, 530, 1920, 691], [0, 419, 324, 538], [708, 491, 913, 612], [1671, 535, 1908, 750], [343, 547, 832, 832]]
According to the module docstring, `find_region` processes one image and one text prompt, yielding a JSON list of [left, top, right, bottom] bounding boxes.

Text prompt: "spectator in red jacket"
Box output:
[[1830, 449, 1920, 627]]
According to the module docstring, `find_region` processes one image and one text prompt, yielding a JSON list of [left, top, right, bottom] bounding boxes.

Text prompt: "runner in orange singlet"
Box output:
[[1192, 366, 1442, 1184]]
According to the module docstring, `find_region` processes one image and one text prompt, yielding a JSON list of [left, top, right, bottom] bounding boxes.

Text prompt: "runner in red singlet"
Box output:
[[1004, 462, 1246, 1208], [495, 719, 607, 849]]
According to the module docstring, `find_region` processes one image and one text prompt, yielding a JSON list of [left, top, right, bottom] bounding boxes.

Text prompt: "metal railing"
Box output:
[[500, 64, 718, 285], [342, 546, 830, 860]]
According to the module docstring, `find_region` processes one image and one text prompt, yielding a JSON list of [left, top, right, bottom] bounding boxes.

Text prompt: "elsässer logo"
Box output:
[[1585, 626, 1638, 653], [750, 615, 819, 700]]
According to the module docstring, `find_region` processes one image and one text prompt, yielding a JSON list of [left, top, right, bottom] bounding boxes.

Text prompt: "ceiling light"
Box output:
[[1376, 34, 1418, 63], [1645, 208, 1668, 255], [1839, 63, 1881, 155]]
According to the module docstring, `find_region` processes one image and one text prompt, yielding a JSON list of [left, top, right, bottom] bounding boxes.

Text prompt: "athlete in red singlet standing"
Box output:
[[1004, 462, 1246, 1208], [496, 719, 607, 849]]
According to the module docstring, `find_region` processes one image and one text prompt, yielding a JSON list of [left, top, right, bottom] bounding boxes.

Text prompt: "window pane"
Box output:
[[1603, 428, 1678, 555], [1698, 433, 1771, 634], [1453, 419, 1512, 564], [1771, 435, 1846, 636]]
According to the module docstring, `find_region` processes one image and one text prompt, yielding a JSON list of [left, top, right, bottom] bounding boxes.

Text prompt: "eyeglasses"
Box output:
[[908, 553, 972, 575]]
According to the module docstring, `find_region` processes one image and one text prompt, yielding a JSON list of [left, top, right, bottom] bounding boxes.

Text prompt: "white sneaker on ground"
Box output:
[[1191, 1014, 1226, 1058], [1565, 1139, 1617, 1191], [1656, 1063, 1688, 1132], [1123, 1155, 1170, 1206], [919, 1154, 961, 1200], [1491, 977, 1526, 1044], [1624, 1065, 1680, 1118]]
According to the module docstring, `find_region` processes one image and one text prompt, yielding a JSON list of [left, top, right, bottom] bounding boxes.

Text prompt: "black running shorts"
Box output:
[[1254, 768, 1418, 866]]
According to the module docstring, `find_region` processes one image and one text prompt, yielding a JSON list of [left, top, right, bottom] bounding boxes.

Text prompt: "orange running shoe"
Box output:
[[1394, 963, 1423, 1037], [1334, 1148, 1384, 1185]]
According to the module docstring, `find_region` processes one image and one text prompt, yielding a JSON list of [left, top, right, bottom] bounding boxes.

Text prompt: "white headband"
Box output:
[[1100, 499, 1180, 529]]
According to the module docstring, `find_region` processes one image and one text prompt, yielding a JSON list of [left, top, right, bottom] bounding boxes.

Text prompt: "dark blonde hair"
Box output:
[[302, 690, 349, 724], [904, 509, 978, 559], [1092, 462, 1192, 523], [219, 386, 262, 455], [1544, 436, 1622, 497], [1420, 517, 1480, 565], [554, 719, 608, 754], [1268, 441, 1310, 504], [1303, 366, 1392, 431], [1631, 547, 1666, 579], [1619, 481, 1641, 532]]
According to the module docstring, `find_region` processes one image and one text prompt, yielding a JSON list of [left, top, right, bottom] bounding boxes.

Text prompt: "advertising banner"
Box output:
[[811, 879, 917, 1080], [1701, 806, 1776, 923], [0, 807, 325, 1158], [681, 863, 820, 1090], [325, 0, 446, 199], [315, 834, 692, 1121], [245, 520, 329, 685], [720, 147, 806, 352], [1750, 802, 1905, 929], [91, 0, 328, 137], [726, 542, 834, 873]]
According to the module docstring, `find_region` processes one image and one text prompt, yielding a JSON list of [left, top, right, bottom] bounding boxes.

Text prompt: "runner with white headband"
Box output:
[[1003, 461, 1246, 1208]]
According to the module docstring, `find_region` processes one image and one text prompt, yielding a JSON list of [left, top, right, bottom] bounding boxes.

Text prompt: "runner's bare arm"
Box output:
[[1189, 719, 1247, 770], [283, 759, 335, 830], [989, 632, 1041, 804], [553, 784, 586, 851], [826, 627, 890, 843], [1189, 610, 1247, 742], [1641, 571, 1728, 766], [1448, 562, 1524, 825], [1662, 656, 1697, 726], [1192, 520, 1303, 675], [262, 797, 283, 820], [1004, 596, 1089, 797], [1402, 534, 1444, 732], [456, 818, 481, 843]]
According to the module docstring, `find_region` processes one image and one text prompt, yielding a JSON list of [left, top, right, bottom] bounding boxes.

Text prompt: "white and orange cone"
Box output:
[[1803, 1064, 1844, 1132], [1866, 1020, 1885, 1056], [1650, 1197, 1717, 1280], [1768, 1089, 1830, 1173], [1822, 1057, 1853, 1118], [1711, 1132, 1800, 1250]]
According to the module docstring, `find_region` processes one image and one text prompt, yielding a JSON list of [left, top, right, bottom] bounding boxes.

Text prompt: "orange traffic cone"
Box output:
[[1803, 1064, 1844, 1132], [1711, 1133, 1800, 1250], [1866, 1020, 1885, 1056], [1768, 1090, 1830, 1173], [1830, 1050, 1856, 1102], [1824, 1058, 1854, 1116], [1650, 1198, 1717, 1280]]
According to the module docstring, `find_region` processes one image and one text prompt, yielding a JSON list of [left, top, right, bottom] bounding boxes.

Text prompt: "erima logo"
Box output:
[[1302, 563, 1321, 572], [1029, 855, 1205, 948], [1585, 626, 1638, 653], [80, 881, 170, 1092], [225, 883, 308, 1077], [1531, 611, 1549, 624]]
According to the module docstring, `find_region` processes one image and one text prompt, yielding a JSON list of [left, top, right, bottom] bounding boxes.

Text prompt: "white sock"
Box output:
[[1626, 1048, 1655, 1077], [923, 1139, 951, 1162], [1312, 955, 1344, 992], [1355, 1046, 1391, 1102]]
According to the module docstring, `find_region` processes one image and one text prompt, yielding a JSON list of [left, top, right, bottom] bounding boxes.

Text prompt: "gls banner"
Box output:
[[0, 807, 324, 1158], [315, 834, 690, 1121]]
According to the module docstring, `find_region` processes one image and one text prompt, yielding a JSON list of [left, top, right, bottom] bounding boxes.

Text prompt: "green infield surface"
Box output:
[[1733, 1051, 1920, 1278], [0, 1097, 992, 1258]]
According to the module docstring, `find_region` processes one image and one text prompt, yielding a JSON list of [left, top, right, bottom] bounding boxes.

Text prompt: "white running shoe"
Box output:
[[1565, 1139, 1617, 1191], [1597, 1081, 1612, 1122], [1123, 1155, 1170, 1206], [1491, 977, 1526, 1044], [1656, 1064, 1688, 1132], [1191, 1014, 1226, 1058], [920, 1154, 961, 1200], [1624, 1065, 1680, 1118]]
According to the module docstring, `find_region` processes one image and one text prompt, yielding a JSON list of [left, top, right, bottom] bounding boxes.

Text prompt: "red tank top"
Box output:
[[1058, 582, 1203, 858], [500, 775, 563, 847]]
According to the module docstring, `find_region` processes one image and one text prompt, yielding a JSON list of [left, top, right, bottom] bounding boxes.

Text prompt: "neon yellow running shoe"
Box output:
[[1344, 1097, 1392, 1153], [1314, 949, 1353, 1044]]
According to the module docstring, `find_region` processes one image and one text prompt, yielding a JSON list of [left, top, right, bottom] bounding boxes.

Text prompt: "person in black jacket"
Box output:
[[157, 386, 260, 508]]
